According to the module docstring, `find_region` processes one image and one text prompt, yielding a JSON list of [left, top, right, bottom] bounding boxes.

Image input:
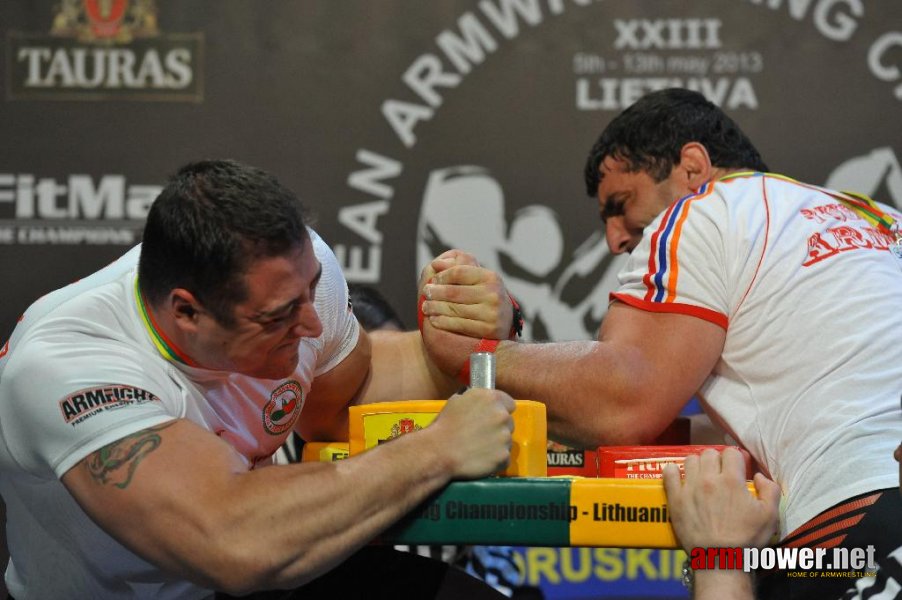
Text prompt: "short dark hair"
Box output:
[[138, 159, 309, 326], [584, 88, 769, 196]]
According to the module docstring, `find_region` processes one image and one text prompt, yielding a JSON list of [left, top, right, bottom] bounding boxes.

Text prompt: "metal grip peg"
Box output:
[[469, 352, 496, 390]]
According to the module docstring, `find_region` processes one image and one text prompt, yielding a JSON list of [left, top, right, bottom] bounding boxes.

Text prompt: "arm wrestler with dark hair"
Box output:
[[0, 159, 519, 599], [421, 89, 902, 600]]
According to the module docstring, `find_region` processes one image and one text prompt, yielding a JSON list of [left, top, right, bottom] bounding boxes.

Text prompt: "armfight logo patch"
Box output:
[[59, 384, 160, 426]]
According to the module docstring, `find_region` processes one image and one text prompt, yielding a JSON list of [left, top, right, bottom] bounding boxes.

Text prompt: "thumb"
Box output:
[[753, 472, 782, 511], [662, 463, 682, 499]]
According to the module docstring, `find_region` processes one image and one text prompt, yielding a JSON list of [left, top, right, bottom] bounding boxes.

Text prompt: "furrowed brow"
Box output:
[[600, 193, 627, 221], [252, 264, 323, 322], [254, 299, 299, 321]]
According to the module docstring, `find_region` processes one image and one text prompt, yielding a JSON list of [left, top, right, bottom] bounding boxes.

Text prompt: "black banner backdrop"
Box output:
[[2, 0, 901, 344]]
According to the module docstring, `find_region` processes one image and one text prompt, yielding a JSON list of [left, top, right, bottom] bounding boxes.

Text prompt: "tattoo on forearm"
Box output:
[[85, 423, 174, 489]]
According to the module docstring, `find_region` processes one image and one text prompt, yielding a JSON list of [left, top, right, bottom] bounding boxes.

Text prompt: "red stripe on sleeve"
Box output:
[[610, 293, 728, 330]]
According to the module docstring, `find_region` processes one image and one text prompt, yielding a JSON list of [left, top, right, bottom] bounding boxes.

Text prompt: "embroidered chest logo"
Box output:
[[262, 380, 304, 436]]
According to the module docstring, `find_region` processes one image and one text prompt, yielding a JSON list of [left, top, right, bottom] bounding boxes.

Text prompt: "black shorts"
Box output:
[[215, 546, 509, 600], [757, 488, 902, 600]]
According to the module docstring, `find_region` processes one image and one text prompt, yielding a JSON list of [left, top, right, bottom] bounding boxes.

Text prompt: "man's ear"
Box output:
[[677, 142, 715, 190], [169, 289, 203, 330]]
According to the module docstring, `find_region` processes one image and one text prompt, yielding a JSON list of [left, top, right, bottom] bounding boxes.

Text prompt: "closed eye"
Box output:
[[252, 264, 322, 328], [259, 302, 300, 327]]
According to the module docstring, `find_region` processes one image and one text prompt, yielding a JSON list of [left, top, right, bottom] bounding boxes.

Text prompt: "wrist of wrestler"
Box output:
[[453, 294, 521, 385], [417, 291, 523, 385]]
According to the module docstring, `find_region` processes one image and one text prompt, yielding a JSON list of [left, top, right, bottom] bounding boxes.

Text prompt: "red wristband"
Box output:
[[456, 338, 500, 385]]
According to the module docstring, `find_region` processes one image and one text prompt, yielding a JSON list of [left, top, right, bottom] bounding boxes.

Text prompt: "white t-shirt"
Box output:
[[612, 173, 902, 537], [0, 229, 359, 599]]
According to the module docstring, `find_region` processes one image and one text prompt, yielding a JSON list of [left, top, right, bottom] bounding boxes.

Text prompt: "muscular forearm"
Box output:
[[493, 339, 669, 447], [215, 428, 457, 592], [422, 302, 722, 448], [299, 330, 457, 442], [362, 330, 457, 403], [490, 303, 723, 448], [212, 386, 513, 592], [66, 422, 458, 595], [192, 387, 511, 592], [65, 389, 514, 595]]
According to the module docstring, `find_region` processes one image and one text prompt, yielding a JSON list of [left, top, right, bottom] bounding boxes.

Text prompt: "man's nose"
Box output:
[[290, 304, 323, 339], [605, 217, 632, 255]]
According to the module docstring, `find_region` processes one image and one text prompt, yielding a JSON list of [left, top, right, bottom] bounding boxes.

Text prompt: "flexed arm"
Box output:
[[62, 388, 515, 595]]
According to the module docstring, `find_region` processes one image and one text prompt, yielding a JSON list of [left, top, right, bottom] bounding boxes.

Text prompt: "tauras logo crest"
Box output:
[[51, 0, 159, 44], [7, 0, 204, 101]]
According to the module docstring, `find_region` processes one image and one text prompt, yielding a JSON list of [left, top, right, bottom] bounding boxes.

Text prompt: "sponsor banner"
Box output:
[[335, 0, 902, 349], [597, 445, 753, 480], [6, 0, 204, 101], [510, 547, 688, 598], [2, 1, 900, 349], [8, 34, 203, 101], [0, 171, 160, 246], [383, 476, 756, 549], [384, 478, 572, 546], [547, 440, 599, 477]]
